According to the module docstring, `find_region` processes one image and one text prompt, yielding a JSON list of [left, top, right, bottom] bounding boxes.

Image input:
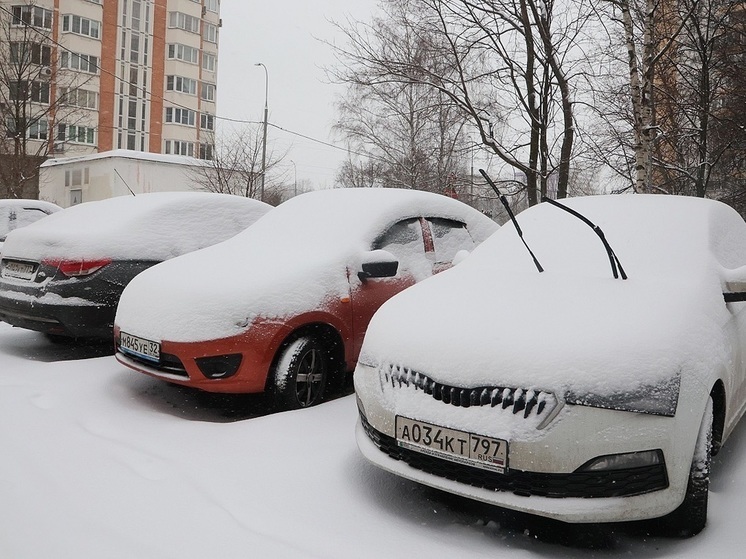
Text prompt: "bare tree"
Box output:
[[331, 0, 589, 205], [333, 34, 471, 193], [193, 123, 287, 203], [0, 3, 95, 198]]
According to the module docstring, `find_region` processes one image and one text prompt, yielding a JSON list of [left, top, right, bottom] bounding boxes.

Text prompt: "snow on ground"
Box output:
[[2, 320, 746, 558]]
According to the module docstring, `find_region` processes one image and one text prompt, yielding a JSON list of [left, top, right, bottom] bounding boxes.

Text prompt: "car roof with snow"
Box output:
[[240, 187, 497, 253], [1, 192, 272, 262]]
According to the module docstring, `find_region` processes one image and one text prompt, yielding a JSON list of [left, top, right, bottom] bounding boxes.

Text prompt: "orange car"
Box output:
[[114, 188, 497, 409]]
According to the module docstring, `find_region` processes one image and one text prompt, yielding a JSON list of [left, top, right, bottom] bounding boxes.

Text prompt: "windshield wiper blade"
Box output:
[[479, 169, 543, 273], [540, 196, 628, 280]]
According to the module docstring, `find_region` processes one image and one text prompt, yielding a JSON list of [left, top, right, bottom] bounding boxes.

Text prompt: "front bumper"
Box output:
[[114, 325, 284, 394], [354, 362, 702, 524], [0, 291, 115, 338]]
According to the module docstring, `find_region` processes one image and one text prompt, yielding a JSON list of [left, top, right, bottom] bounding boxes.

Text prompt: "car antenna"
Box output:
[[540, 196, 628, 280], [114, 168, 136, 196], [479, 169, 543, 273]]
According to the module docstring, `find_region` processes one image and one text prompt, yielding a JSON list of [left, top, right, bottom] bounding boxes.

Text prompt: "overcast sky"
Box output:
[[216, 0, 379, 190]]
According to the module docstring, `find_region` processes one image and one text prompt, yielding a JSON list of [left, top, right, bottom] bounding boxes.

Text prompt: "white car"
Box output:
[[354, 194, 746, 536], [0, 199, 61, 251]]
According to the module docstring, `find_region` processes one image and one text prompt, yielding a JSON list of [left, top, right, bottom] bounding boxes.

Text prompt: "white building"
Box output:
[[39, 149, 210, 207]]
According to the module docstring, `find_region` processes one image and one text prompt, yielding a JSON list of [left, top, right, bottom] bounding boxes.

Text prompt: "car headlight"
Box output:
[[565, 374, 680, 417]]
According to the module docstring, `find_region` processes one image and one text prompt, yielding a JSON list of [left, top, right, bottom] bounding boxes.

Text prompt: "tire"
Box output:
[[271, 336, 328, 410], [656, 396, 713, 537]]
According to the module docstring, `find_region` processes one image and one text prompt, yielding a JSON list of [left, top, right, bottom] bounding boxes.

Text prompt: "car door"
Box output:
[[348, 217, 433, 359]]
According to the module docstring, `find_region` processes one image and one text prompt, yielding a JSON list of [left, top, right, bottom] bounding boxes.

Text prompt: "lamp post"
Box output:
[[290, 159, 297, 197], [254, 63, 268, 202]]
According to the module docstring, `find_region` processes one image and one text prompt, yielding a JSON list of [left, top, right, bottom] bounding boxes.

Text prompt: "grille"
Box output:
[[360, 413, 668, 499], [126, 352, 189, 378], [382, 364, 556, 419]]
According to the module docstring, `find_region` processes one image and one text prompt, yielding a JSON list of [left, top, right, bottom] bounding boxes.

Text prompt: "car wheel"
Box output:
[[271, 336, 328, 410], [656, 396, 713, 537]]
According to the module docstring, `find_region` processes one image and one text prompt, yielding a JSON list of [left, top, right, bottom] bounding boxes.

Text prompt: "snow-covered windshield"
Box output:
[[478, 194, 746, 279]]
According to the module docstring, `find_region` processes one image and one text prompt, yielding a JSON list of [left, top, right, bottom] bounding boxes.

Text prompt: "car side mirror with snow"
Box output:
[[723, 265, 746, 302], [358, 250, 399, 282], [452, 249, 470, 266]]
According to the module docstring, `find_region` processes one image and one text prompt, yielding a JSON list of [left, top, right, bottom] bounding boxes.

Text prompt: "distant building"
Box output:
[[0, 0, 220, 161]]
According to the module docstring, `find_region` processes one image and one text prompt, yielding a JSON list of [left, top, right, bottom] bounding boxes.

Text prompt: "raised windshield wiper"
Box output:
[[479, 169, 543, 273], [540, 196, 628, 280]]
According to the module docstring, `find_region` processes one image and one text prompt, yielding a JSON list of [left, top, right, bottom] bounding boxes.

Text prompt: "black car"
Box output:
[[0, 192, 270, 340]]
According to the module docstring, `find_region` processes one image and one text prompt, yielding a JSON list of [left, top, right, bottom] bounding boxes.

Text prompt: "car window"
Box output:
[[428, 217, 475, 264], [373, 218, 431, 280]]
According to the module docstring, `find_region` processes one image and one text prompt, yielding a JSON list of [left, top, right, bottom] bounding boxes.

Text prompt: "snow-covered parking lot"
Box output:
[[2, 320, 746, 558]]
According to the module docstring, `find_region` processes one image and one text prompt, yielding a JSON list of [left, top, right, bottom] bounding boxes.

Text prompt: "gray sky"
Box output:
[[216, 0, 378, 190]]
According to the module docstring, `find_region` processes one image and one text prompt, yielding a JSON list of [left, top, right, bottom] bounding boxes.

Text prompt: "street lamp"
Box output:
[[290, 159, 297, 197], [254, 63, 268, 202]]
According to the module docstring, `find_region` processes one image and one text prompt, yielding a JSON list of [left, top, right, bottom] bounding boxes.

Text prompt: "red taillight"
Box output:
[[43, 258, 112, 277]]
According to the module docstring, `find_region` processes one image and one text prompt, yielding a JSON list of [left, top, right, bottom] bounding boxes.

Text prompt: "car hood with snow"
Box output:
[[115, 188, 497, 343]]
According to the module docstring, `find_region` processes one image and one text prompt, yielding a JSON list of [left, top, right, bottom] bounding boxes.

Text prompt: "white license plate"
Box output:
[[2, 260, 36, 281], [119, 332, 160, 362], [396, 416, 508, 474]]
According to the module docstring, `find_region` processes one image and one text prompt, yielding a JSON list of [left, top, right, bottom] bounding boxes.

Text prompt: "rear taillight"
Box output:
[[43, 258, 112, 277]]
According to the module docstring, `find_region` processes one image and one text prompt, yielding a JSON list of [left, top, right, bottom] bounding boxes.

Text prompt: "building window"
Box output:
[[166, 75, 198, 95], [164, 140, 194, 156], [205, 0, 219, 13], [200, 113, 214, 130], [167, 43, 199, 64], [28, 119, 48, 140], [12, 5, 53, 29], [59, 87, 98, 109], [9, 81, 50, 104], [10, 42, 51, 66], [203, 23, 218, 43], [202, 52, 216, 72], [57, 124, 96, 145], [64, 168, 90, 187], [200, 83, 216, 102], [165, 107, 196, 126], [168, 12, 200, 34], [62, 15, 101, 39], [199, 143, 214, 160], [60, 52, 99, 73]]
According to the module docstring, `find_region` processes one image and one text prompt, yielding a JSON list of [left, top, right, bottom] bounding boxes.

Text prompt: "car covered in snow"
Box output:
[[113, 188, 498, 409], [354, 194, 746, 536], [0, 199, 61, 251], [0, 193, 271, 339]]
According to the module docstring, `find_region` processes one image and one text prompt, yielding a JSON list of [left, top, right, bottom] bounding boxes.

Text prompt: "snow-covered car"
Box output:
[[0, 193, 271, 340], [0, 199, 61, 251], [354, 194, 746, 537], [114, 188, 498, 409]]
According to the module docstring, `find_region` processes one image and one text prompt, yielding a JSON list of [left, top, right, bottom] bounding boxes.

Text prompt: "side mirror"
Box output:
[[358, 250, 399, 281], [723, 264, 746, 302]]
